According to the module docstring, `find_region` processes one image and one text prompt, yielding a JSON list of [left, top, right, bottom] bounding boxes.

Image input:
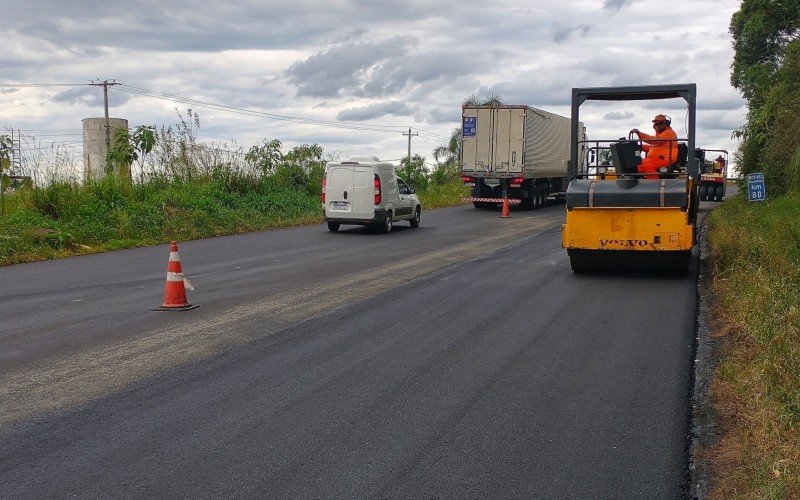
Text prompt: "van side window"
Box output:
[[398, 179, 410, 195]]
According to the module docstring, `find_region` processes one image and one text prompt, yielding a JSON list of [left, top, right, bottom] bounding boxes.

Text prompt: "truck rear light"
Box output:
[[510, 176, 524, 187], [460, 175, 475, 184], [321, 176, 326, 203], [374, 174, 381, 205]]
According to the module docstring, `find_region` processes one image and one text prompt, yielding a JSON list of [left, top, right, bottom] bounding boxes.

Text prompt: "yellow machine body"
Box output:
[[561, 206, 695, 252]]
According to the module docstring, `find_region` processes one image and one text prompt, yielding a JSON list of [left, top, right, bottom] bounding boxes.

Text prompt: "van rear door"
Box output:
[[327, 165, 374, 219]]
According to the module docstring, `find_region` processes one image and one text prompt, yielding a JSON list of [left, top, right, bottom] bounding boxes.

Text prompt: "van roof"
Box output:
[[327, 156, 394, 168], [345, 155, 380, 163]]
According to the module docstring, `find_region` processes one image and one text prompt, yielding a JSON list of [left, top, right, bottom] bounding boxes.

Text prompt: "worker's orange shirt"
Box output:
[[638, 126, 678, 164]]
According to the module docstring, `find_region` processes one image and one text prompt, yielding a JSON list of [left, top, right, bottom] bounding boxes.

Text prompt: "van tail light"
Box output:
[[510, 176, 524, 188], [321, 176, 326, 203], [374, 174, 382, 205]]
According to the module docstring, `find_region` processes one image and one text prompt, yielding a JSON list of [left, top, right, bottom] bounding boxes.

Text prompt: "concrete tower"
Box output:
[[82, 117, 129, 181]]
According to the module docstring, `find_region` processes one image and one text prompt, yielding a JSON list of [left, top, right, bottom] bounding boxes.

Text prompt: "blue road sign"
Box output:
[[746, 173, 766, 201], [463, 117, 476, 137]]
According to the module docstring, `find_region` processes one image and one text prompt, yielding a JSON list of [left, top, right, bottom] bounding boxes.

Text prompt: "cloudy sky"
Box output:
[[2, 0, 745, 172]]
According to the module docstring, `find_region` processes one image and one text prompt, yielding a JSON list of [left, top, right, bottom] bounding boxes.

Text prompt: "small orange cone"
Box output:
[[152, 241, 198, 311], [499, 196, 512, 218]]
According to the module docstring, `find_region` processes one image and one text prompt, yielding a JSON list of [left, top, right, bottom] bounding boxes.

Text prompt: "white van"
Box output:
[[322, 156, 421, 233]]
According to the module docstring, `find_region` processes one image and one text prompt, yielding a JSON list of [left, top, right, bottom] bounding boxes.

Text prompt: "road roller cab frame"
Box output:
[[562, 84, 698, 275]]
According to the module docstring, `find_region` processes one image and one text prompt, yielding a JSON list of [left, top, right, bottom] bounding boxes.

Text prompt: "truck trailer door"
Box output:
[[461, 106, 525, 175], [492, 107, 525, 175]]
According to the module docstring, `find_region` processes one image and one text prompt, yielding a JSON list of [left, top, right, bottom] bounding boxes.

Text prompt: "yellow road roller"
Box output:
[[562, 84, 698, 275], [698, 149, 728, 202]]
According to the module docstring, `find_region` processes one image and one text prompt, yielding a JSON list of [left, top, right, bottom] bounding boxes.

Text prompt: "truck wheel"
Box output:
[[531, 185, 541, 209], [520, 182, 534, 210], [382, 212, 393, 233], [410, 207, 421, 228], [327, 221, 340, 232], [521, 191, 533, 210]]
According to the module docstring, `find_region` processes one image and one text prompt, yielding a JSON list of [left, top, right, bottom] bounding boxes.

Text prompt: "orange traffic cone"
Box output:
[[499, 196, 512, 218], [152, 241, 198, 311]]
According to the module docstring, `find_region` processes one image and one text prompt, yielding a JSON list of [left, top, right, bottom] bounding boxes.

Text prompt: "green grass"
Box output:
[[706, 193, 800, 497], [0, 176, 468, 266], [0, 176, 322, 265], [416, 181, 470, 209]]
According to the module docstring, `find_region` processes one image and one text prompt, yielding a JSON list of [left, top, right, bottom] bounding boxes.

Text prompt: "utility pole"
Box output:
[[88, 79, 121, 152], [9, 127, 16, 174], [402, 128, 418, 167]]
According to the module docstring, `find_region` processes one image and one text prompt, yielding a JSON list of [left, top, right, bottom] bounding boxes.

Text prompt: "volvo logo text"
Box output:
[[599, 239, 649, 248]]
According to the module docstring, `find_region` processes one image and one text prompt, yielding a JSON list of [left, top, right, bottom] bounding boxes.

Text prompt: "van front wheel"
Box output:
[[410, 207, 421, 228], [382, 212, 393, 233]]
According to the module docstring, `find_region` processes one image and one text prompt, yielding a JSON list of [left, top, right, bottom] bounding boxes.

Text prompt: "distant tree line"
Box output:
[[730, 0, 800, 194]]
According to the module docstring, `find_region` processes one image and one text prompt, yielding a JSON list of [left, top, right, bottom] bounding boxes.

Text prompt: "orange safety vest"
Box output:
[[638, 126, 678, 164]]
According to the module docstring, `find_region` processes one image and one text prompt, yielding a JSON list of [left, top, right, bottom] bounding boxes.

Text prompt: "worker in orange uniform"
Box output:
[[713, 155, 725, 174], [630, 114, 678, 179]]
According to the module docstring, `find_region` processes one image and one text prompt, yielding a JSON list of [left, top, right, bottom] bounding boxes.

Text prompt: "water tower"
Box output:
[[82, 117, 129, 181]]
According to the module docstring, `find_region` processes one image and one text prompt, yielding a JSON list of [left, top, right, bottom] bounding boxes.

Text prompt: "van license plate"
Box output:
[[331, 202, 349, 211]]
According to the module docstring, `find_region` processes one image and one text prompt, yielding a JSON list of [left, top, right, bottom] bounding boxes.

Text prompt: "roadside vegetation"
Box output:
[[706, 196, 800, 497], [0, 111, 467, 266], [702, 1, 800, 497]]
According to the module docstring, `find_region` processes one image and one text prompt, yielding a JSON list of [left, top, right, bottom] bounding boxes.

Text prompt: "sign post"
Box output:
[[746, 173, 766, 202]]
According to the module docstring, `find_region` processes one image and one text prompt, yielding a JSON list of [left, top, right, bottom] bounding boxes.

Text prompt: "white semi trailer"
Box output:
[[460, 105, 584, 209]]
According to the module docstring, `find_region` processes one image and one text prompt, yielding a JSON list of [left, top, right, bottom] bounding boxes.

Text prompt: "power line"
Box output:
[[116, 84, 454, 142], [4, 81, 454, 151], [117, 84, 410, 134], [0, 83, 89, 87]]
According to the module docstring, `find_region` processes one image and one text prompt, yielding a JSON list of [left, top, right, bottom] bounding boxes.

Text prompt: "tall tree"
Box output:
[[431, 127, 462, 185], [730, 0, 800, 105], [397, 154, 429, 191], [245, 139, 283, 177], [433, 127, 462, 166], [729, 0, 800, 192]]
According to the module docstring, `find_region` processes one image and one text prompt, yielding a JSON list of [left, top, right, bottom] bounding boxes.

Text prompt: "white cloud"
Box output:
[[337, 101, 414, 121], [0, 0, 746, 167], [604, 111, 635, 120], [603, 0, 641, 13]]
